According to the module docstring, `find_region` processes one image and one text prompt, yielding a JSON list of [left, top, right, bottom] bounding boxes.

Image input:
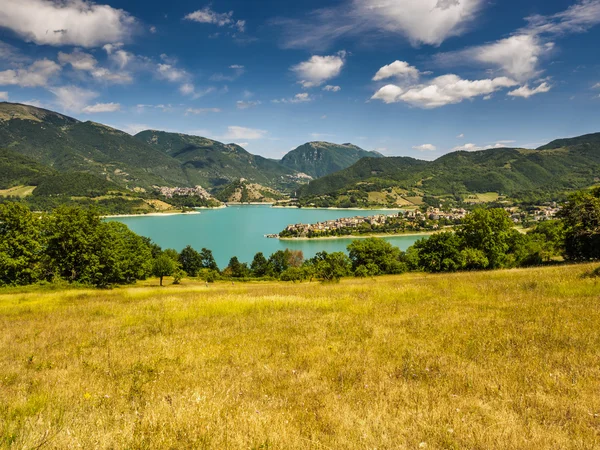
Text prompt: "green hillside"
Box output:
[[300, 139, 600, 206], [0, 103, 189, 189], [135, 130, 301, 190], [280, 141, 383, 178], [0, 148, 55, 189]]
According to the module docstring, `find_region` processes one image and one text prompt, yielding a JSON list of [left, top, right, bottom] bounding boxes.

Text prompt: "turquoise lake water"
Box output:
[[106, 205, 424, 267]]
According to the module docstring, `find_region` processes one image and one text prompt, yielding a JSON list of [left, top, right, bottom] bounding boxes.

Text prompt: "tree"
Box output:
[[559, 188, 600, 261], [347, 238, 405, 275], [457, 208, 514, 269], [0, 203, 44, 286], [179, 245, 203, 277], [268, 250, 290, 276], [250, 252, 269, 277], [44, 206, 104, 283], [153, 254, 177, 286], [412, 232, 464, 273], [309, 251, 351, 282], [286, 249, 304, 268], [226, 256, 249, 278], [200, 248, 219, 271], [526, 220, 565, 261]]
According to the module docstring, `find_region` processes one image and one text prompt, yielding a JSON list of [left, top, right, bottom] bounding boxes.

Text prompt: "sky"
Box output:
[[1, 0, 600, 160]]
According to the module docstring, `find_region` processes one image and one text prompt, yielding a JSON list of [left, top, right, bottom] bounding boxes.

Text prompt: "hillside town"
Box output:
[[155, 185, 212, 199]]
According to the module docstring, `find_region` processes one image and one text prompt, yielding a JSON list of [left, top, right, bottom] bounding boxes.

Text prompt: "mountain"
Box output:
[[299, 137, 600, 206], [280, 141, 384, 178], [214, 179, 287, 203], [134, 130, 300, 190], [0, 102, 188, 189]]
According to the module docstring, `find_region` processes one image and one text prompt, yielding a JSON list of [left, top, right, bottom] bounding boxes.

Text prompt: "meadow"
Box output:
[[1, 264, 599, 449]]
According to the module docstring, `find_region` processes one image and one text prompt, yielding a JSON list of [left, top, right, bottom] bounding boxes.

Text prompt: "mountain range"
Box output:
[[0, 102, 377, 195], [1, 101, 599, 210]]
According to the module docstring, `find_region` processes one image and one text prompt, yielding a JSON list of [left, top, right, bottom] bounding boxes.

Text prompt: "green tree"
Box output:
[[250, 252, 269, 277], [526, 220, 565, 261], [412, 232, 464, 273], [347, 238, 405, 275], [268, 250, 290, 276], [457, 208, 514, 269], [200, 248, 219, 271], [227, 256, 249, 278], [0, 203, 44, 286], [310, 251, 351, 282], [44, 206, 104, 283], [179, 245, 203, 277], [153, 254, 177, 286], [559, 188, 600, 261]]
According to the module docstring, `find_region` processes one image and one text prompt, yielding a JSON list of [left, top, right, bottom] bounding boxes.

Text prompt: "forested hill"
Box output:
[[134, 130, 299, 190], [300, 136, 600, 202], [280, 141, 383, 178]]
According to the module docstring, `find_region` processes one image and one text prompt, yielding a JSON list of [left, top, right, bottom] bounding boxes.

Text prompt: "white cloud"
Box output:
[[58, 49, 132, 84], [157, 64, 189, 82], [413, 144, 437, 151], [222, 126, 267, 140], [210, 65, 245, 82], [179, 84, 216, 99], [50, 85, 99, 112], [117, 123, 152, 135], [523, 0, 600, 36], [272, 93, 313, 104], [373, 60, 420, 81], [451, 141, 515, 151], [593, 82, 600, 89], [184, 6, 245, 33], [82, 102, 121, 113], [457, 133, 464, 138], [0, 59, 61, 87], [0, 92, 8, 101], [236, 100, 261, 109], [371, 72, 518, 108], [276, 0, 484, 50], [185, 108, 222, 115], [149, 26, 156, 34], [0, 0, 137, 47], [291, 51, 346, 88], [507, 82, 552, 98], [323, 85, 341, 92]]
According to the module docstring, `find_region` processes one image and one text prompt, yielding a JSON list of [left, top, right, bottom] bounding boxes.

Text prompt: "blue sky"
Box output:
[[1, 0, 600, 159]]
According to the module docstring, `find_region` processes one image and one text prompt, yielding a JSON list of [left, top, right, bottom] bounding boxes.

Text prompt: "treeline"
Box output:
[[0, 188, 598, 288]]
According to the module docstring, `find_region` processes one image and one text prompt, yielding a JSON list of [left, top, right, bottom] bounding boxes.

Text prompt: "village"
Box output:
[[155, 185, 213, 199], [277, 205, 561, 238]]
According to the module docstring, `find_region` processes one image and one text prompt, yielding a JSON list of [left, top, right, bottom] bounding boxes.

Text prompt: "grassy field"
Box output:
[[0, 185, 36, 198], [1, 265, 599, 449]]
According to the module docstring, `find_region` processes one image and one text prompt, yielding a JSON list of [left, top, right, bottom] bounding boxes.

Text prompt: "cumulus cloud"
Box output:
[[0, 0, 137, 47], [373, 60, 420, 81], [185, 107, 222, 115], [272, 93, 313, 104], [275, 0, 484, 50], [413, 144, 437, 151], [291, 51, 346, 88], [179, 84, 216, 99], [0, 59, 61, 87], [82, 102, 121, 113], [507, 82, 552, 98], [50, 85, 99, 112], [184, 6, 246, 33], [157, 64, 189, 83], [323, 85, 341, 92], [0, 92, 8, 101], [457, 133, 465, 138], [371, 72, 518, 108], [222, 126, 267, 140], [58, 49, 132, 83]]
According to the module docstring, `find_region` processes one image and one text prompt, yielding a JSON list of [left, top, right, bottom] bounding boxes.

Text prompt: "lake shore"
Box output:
[[102, 211, 202, 219], [272, 205, 407, 211], [278, 231, 436, 241]]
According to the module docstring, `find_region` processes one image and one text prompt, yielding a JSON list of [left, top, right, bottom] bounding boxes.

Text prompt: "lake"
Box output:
[[106, 205, 424, 267]]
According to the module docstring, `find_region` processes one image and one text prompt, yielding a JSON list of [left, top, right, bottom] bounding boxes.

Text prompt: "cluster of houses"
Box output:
[[283, 208, 469, 236], [505, 204, 561, 223], [155, 185, 212, 199]]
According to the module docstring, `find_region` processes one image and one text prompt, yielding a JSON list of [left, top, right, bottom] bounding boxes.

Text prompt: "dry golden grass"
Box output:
[[1, 265, 600, 449], [0, 186, 36, 198]]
